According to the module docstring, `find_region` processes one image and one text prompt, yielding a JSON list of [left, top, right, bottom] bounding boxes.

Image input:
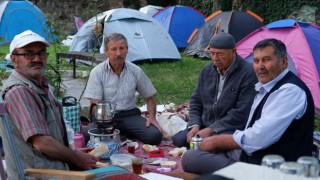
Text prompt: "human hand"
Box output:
[[196, 127, 214, 138], [199, 136, 216, 152], [187, 126, 199, 143], [77, 147, 95, 153], [72, 150, 98, 170], [146, 117, 163, 132]]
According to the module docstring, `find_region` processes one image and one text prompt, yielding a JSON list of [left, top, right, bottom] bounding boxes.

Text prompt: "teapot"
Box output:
[[89, 100, 117, 122]]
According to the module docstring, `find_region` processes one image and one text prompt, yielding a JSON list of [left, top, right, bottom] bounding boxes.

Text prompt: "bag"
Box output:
[[62, 96, 80, 133], [156, 112, 187, 140]]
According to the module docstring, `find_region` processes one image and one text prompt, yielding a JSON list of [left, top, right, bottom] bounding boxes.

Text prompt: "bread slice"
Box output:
[[89, 144, 109, 158]]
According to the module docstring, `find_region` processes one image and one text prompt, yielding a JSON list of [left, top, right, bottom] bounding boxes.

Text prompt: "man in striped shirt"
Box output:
[[1, 30, 98, 179]]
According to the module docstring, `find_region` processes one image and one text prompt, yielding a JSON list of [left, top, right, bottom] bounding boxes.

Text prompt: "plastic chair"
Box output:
[[0, 102, 95, 180]]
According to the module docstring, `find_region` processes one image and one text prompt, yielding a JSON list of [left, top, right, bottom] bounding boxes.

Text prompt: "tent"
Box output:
[[236, 19, 320, 112], [139, 5, 163, 16], [0, 0, 55, 44], [69, 8, 181, 62], [184, 10, 264, 59], [153, 5, 205, 49]]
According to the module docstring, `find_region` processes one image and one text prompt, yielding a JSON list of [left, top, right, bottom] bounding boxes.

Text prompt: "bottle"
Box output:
[[65, 121, 74, 148]]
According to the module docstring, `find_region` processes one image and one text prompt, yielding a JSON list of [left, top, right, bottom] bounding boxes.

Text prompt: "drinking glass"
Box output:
[[261, 154, 285, 169], [279, 162, 304, 175], [297, 156, 320, 178], [132, 157, 143, 174], [127, 142, 135, 154]]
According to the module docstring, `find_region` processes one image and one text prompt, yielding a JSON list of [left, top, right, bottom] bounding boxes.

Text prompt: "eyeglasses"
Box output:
[[13, 51, 49, 60]]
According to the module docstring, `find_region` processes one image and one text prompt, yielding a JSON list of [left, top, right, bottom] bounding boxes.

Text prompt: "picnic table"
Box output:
[[56, 52, 107, 78]]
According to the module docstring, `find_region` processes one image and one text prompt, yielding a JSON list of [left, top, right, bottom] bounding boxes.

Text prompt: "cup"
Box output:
[[297, 156, 320, 178], [261, 154, 285, 169], [127, 142, 135, 154], [280, 162, 304, 175], [132, 157, 143, 174]]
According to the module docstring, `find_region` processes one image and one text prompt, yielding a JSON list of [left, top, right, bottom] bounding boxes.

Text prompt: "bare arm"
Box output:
[[30, 135, 98, 169], [200, 134, 240, 153], [145, 96, 162, 131]]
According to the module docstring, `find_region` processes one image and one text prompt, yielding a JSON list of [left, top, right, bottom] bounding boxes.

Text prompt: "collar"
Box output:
[[105, 58, 127, 73], [14, 70, 48, 88]]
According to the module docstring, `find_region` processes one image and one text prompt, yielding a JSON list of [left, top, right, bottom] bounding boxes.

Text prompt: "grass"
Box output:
[[137, 57, 208, 105], [1, 44, 319, 131]]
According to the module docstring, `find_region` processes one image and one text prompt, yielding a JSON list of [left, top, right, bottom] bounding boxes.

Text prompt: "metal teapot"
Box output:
[[89, 100, 117, 122]]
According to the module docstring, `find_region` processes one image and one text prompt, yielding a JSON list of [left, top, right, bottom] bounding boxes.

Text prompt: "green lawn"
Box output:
[[1, 44, 319, 131]]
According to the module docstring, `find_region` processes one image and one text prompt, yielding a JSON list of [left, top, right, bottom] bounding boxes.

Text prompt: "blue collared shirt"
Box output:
[[233, 69, 307, 155]]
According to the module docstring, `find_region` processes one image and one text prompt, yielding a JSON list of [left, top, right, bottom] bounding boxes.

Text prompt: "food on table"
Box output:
[[160, 161, 177, 169], [143, 144, 159, 152], [142, 158, 168, 165], [89, 144, 109, 158], [168, 147, 187, 157], [96, 161, 109, 167]]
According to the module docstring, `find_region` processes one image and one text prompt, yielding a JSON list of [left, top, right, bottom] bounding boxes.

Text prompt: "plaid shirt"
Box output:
[[3, 73, 65, 142]]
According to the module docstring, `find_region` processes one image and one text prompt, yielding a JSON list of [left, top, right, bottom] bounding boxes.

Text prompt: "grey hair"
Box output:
[[253, 38, 287, 60], [104, 32, 128, 49]]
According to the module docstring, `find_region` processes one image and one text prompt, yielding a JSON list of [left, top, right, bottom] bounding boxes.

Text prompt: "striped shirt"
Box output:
[[3, 74, 65, 142]]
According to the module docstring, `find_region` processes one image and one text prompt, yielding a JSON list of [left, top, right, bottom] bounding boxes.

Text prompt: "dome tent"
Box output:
[[184, 10, 264, 59], [0, 0, 55, 44], [153, 5, 205, 49], [69, 8, 181, 62], [139, 5, 163, 16]]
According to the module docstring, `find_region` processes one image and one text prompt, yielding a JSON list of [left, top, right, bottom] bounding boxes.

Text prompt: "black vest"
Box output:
[[240, 71, 314, 165]]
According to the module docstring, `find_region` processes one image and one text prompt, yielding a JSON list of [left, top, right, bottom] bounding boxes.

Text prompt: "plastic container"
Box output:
[[110, 153, 135, 169], [65, 121, 74, 147]]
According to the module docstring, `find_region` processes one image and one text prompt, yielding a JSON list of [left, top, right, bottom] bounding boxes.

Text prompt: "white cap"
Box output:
[[10, 30, 50, 54]]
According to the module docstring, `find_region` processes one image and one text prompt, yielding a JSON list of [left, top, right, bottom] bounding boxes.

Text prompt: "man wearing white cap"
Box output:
[[1, 30, 98, 179]]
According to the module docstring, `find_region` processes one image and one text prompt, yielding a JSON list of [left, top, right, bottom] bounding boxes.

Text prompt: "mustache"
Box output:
[[257, 69, 268, 74], [30, 62, 43, 67]]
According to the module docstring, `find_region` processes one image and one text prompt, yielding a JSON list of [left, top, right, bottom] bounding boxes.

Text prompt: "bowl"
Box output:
[[110, 153, 135, 169]]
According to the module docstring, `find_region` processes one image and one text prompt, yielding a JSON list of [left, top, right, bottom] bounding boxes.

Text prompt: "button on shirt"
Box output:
[[84, 60, 156, 111], [233, 69, 307, 155]]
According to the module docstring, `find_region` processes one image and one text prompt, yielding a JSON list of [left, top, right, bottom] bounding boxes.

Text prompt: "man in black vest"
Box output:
[[182, 38, 314, 175]]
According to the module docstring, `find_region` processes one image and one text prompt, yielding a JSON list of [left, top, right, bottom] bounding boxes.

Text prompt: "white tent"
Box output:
[[69, 8, 180, 62], [139, 5, 163, 16]]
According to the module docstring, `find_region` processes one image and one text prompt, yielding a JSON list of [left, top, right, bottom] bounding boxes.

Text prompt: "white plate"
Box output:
[[142, 158, 168, 165]]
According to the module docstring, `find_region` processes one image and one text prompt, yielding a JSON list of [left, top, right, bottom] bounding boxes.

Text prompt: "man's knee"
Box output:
[[182, 149, 201, 173], [141, 129, 162, 145], [172, 129, 188, 147]]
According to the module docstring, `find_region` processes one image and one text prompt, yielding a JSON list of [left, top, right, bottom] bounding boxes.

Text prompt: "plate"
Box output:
[[142, 158, 168, 165]]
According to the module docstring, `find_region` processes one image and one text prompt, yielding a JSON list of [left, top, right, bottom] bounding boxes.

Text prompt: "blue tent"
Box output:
[[0, 0, 55, 44], [153, 5, 205, 49]]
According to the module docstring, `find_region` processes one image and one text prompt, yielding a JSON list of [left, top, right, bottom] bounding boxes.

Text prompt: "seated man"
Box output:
[[84, 32, 163, 145], [87, 22, 104, 52], [182, 38, 314, 175], [172, 32, 257, 147], [1, 30, 98, 179]]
